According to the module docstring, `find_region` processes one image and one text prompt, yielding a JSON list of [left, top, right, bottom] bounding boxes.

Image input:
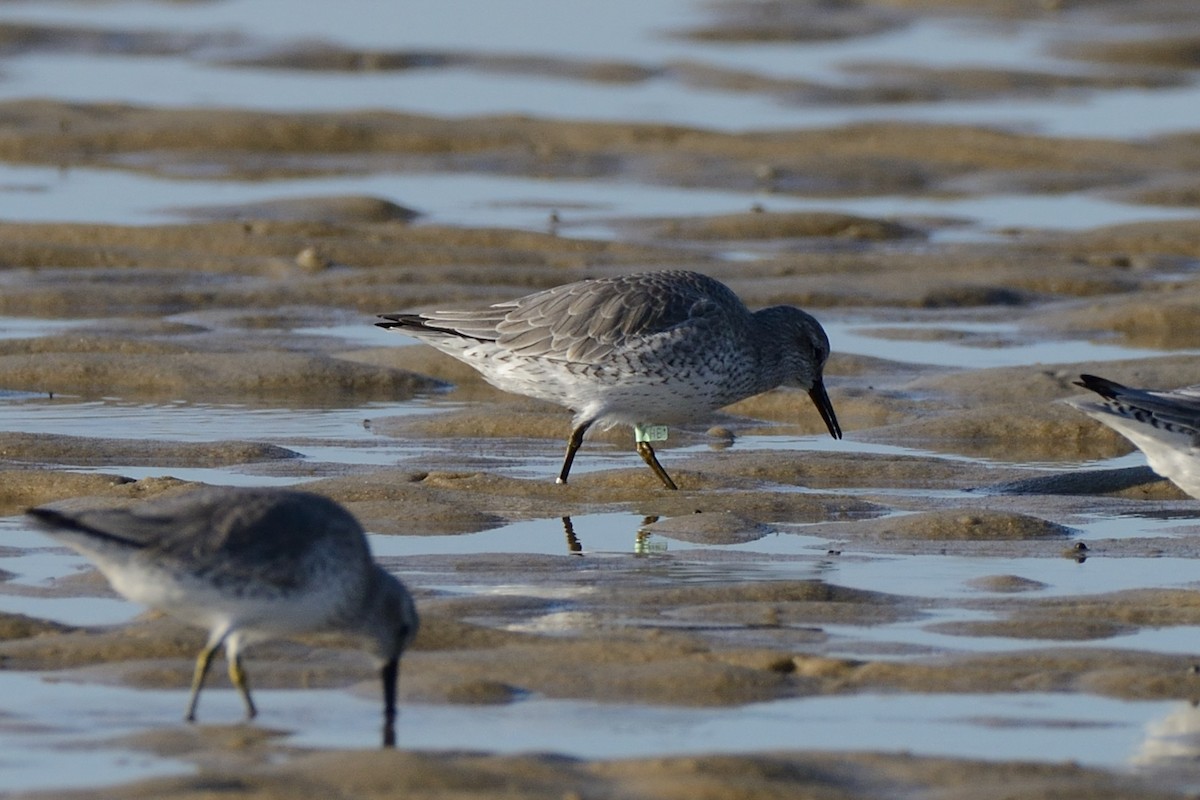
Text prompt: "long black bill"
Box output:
[[808, 378, 842, 440], [381, 657, 399, 749]]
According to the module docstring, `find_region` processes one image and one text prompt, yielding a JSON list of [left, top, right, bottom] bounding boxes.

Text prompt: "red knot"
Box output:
[[28, 486, 418, 742], [378, 270, 842, 489]]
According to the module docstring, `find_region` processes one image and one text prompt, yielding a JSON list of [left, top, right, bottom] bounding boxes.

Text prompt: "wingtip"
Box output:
[[26, 506, 64, 524], [375, 313, 429, 332], [1075, 374, 1127, 399], [24, 504, 146, 549], [25, 506, 86, 535]]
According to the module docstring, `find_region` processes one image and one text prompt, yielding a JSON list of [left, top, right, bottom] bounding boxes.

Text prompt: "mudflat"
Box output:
[[4, 0, 1200, 797]]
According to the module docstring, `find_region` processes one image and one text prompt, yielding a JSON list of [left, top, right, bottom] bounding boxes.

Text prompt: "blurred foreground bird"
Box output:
[[28, 486, 418, 739]]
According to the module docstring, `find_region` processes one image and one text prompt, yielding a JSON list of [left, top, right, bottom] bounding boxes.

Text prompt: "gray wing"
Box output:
[[157, 489, 369, 566], [1077, 374, 1200, 430], [27, 505, 155, 552], [32, 488, 368, 586], [1134, 389, 1200, 427], [498, 271, 739, 362], [379, 271, 743, 364], [25, 491, 228, 551]]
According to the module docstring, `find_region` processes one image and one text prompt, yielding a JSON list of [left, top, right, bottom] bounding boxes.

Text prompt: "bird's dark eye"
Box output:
[[808, 337, 828, 364]]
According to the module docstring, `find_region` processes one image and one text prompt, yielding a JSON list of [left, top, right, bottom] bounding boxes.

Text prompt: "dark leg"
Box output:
[[636, 441, 678, 490], [556, 420, 593, 485]]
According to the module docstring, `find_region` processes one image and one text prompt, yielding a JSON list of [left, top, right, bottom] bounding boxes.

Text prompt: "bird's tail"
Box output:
[[26, 507, 147, 549]]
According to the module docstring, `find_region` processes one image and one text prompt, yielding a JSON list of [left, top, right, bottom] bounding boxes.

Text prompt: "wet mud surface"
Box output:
[[3, 0, 1200, 797]]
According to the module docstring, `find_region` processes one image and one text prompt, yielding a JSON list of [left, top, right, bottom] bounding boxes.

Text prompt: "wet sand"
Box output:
[[4, 0, 1200, 797]]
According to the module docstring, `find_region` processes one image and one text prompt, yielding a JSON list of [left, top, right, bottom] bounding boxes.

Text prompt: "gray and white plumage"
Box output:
[[377, 270, 842, 489], [27, 486, 418, 734], [1066, 373, 1200, 499]]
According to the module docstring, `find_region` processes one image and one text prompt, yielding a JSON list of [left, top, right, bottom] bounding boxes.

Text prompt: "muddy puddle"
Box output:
[[4, 0, 1200, 798]]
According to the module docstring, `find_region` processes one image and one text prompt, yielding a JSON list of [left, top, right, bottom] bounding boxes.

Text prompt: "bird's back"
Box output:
[[383, 272, 745, 354], [496, 271, 746, 359], [30, 487, 372, 592]]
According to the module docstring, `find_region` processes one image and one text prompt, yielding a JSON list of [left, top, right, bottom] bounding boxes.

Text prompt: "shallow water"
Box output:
[[6, 513, 1200, 788], [367, 513, 1200, 661], [0, 672, 189, 792], [386, 692, 1188, 768], [9, 507, 1200, 642], [0, 389, 1113, 485], [0, 665, 1187, 790], [826, 320, 1200, 369], [2, 0, 1200, 795], [7, 463, 1200, 789], [5, 162, 1193, 243], [170, 691, 1200, 771], [0, 2, 1195, 139], [0, 1, 1198, 243]]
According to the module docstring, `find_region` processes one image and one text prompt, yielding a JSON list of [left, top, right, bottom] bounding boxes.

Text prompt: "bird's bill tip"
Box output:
[[381, 656, 400, 718], [808, 380, 842, 440]]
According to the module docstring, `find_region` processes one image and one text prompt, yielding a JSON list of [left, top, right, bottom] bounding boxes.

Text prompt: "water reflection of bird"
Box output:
[[28, 486, 418, 745], [1067, 374, 1200, 499], [562, 516, 583, 554], [1130, 700, 1200, 767], [561, 515, 658, 555], [378, 270, 842, 489]]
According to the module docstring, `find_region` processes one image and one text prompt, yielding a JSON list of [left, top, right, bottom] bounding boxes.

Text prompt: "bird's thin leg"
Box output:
[[636, 441, 678, 490], [225, 638, 257, 720], [185, 631, 227, 722], [556, 420, 593, 485]]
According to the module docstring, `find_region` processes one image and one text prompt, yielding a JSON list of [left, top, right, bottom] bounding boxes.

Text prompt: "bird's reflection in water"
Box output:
[[562, 516, 582, 554], [560, 516, 662, 555], [1131, 696, 1200, 769], [634, 518, 663, 556]]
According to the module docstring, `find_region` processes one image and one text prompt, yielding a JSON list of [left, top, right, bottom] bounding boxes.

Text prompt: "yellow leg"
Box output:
[[227, 647, 257, 720], [185, 641, 221, 722], [636, 441, 678, 490]]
